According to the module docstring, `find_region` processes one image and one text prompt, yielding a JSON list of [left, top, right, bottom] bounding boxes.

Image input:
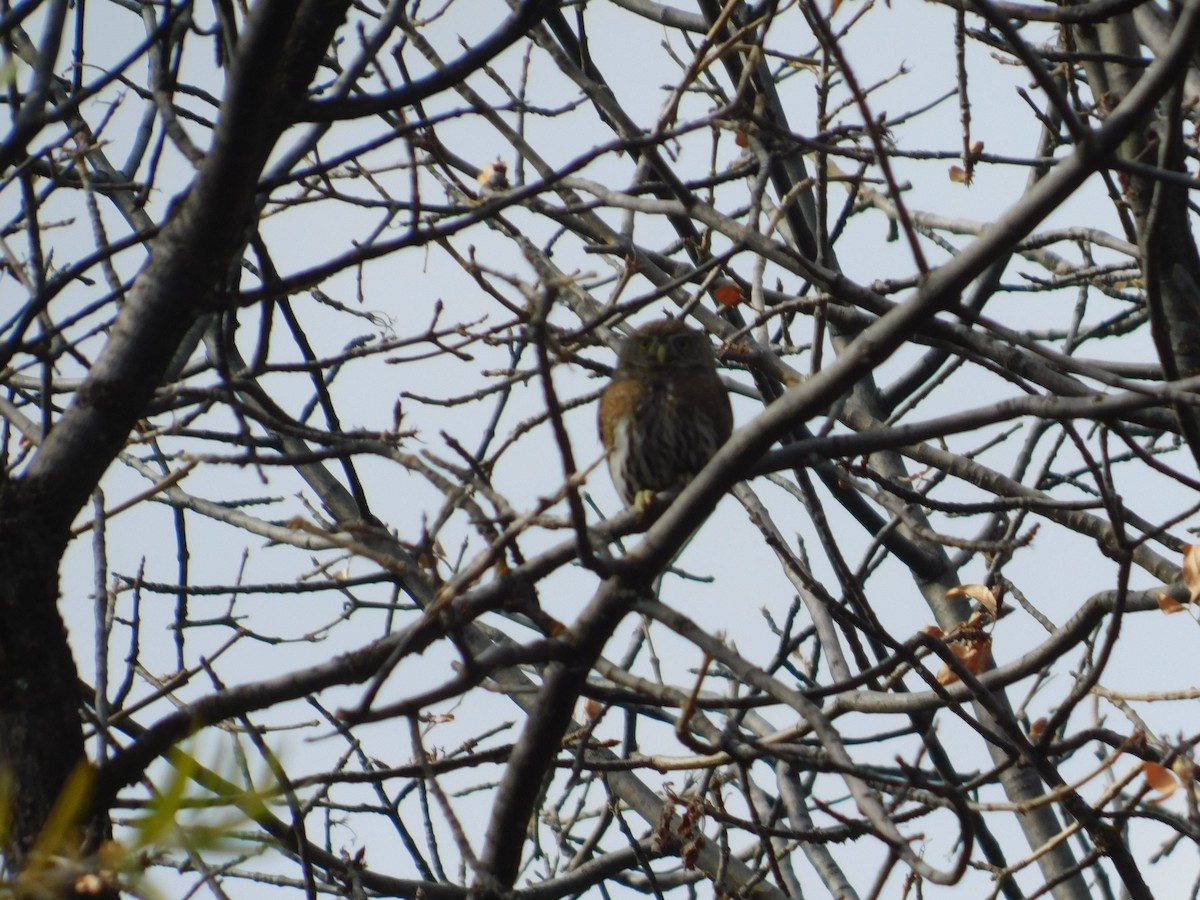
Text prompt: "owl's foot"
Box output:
[[633, 488, 657, 511]]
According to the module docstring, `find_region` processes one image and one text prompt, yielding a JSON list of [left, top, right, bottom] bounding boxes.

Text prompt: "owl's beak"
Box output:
[[655, 344, 669, 365]]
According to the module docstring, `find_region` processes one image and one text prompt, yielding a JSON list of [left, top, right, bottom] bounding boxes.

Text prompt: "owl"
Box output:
[[598, 318, 733, 507]]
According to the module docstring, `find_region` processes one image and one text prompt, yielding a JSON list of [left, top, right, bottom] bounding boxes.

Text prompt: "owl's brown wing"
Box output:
[[598, 375, 647, 505]]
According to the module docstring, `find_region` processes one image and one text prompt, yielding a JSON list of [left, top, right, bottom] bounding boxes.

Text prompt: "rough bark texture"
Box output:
[[0, 480, 85, 863], [0, 0, 352, 869]]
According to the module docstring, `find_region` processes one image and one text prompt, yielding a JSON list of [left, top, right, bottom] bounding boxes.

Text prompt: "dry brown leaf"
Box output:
[[735, 129, 750, 148], [1171, 757, 1195, 783], [959, 638, 991, 674], [1157, 592, 1188, 614], [946, 584, 998, 617], [936, 636, 991, 684], [1028, 718, 1047, 740], [476, 160, 509, 191], [949, 165, 968, 183], [963, 609, 990, 629], [935, 662, 958, 685], [1184, 544, 1200, 602]]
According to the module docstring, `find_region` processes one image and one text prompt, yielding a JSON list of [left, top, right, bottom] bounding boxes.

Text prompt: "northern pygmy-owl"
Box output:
[[598, 318, 733, 507]]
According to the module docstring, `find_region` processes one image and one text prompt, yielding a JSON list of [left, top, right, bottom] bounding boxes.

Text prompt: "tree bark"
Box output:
[[0, 0, 351, 868]]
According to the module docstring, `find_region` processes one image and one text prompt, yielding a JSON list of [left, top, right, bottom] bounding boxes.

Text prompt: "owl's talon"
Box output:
[[633, 489, 657, 511]]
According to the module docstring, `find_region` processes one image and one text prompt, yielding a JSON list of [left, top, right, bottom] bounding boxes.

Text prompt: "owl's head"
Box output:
[[615, 318, 717, 373]]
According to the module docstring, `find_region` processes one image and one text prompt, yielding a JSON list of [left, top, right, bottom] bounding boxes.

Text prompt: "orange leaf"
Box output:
[[1028, 718, 1047, 740], [1144, 762, 1179, 802], [714, 284, 745, 307], [735, 129, 750, 148], [949, 165, 968, 184]]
